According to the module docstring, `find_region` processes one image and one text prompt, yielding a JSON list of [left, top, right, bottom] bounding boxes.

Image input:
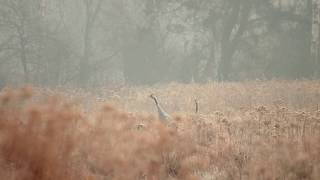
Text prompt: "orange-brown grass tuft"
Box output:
[[0, 88, 207, 180], [0, 81, 320, 180]]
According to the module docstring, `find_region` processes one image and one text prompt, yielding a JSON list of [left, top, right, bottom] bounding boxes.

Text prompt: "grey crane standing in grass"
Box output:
[[195, 99, 199, 114], [149, 94, 171, 121]]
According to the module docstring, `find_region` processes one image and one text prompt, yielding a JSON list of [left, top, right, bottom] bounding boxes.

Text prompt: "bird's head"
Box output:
[[149, 94, 155, 99], [149, 94, 158, 104], [194, 98, 199, 113]]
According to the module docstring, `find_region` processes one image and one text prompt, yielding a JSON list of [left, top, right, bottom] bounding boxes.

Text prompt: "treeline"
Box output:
[[0, 0, 318, 87]]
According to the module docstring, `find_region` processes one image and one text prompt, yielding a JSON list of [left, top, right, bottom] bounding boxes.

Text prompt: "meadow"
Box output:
[[0, 80, 320, 180]]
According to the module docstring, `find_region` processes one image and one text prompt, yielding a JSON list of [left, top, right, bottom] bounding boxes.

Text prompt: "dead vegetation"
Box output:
[[0, 81, 320, 180]]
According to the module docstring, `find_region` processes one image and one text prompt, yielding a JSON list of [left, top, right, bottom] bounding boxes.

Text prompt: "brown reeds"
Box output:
[[0, 81, 319, 179]]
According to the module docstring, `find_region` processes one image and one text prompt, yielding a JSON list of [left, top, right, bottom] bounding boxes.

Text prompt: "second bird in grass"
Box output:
[[149, 94, 171, 121]]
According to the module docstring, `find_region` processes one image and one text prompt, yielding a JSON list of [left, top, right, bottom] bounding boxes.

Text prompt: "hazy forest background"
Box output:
[[0, 0, 319, 88]]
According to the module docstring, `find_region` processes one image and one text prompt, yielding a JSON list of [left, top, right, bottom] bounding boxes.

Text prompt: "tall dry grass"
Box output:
[[0, 81, 320, 180]]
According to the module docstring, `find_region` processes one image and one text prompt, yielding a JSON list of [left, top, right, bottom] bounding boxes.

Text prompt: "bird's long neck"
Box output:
[[152, 97, 163, 112], [152, 97, 159, 105], [195, 99, 199, 113], [151, 95, 170, 120]]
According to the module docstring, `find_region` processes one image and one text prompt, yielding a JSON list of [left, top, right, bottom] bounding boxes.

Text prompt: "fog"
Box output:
[[0, 0, 318, 88]]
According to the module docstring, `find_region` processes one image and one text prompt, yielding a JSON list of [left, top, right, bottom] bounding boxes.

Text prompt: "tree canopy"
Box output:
[[0, 0, 318, 87]]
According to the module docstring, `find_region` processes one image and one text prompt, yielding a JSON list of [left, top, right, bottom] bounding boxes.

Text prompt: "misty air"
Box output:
[[0, 0, 319, 179]]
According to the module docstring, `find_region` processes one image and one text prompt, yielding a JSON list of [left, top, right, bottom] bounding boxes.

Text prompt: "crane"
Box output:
[[149, 94, 171, 121]]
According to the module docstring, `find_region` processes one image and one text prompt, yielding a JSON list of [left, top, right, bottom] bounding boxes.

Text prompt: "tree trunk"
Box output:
[[217, 1, 241, 81], [311, 0, 320, 77], [18, 28, 29, 83], [305, 0, 314, 77], [78, 0, 103, 87], [217, 0, 251, 81], [78, 20, 91, 86], [203, 38, 216, 81]]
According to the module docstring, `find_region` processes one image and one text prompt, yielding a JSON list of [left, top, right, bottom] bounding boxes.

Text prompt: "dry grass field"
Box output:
[[0, 80, 320, 180]]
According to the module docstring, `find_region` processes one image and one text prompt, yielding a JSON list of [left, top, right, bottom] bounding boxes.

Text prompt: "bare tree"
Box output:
[[78, 0, 103, 86]]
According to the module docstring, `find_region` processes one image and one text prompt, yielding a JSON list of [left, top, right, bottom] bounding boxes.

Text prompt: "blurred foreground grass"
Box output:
[[0, 81, 319, 180]]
